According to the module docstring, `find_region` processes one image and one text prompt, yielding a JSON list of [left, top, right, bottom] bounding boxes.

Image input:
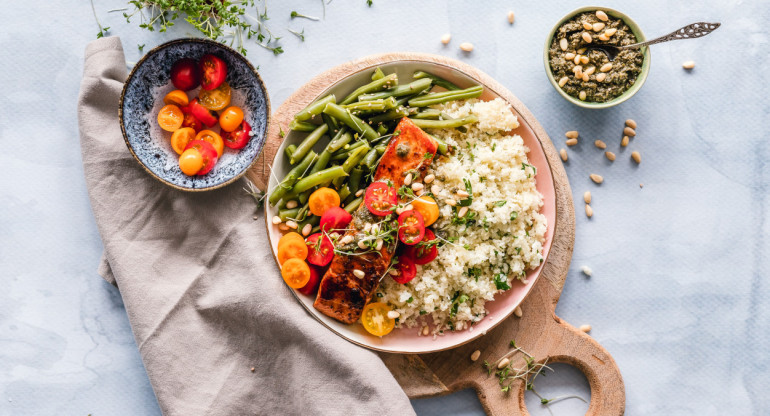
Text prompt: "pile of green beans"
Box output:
[[269, 68, 485, 222]]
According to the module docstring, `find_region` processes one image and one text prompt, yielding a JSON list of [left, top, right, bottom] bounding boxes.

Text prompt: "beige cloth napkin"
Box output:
[[77, 37, 415, 416]]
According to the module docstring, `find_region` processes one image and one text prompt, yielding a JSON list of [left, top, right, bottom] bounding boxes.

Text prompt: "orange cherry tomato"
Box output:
[[157, 104, 184, 132], [219, 106, 244, 132], [163, 90, 189, 107], [170, 127, 196, 155], [277, 238, 309, 265], [361, 302, 396, 336], [281, 258, 311, 289], [411, 195, 440, 226], [278, 232, 305, 250], [198, 81, 231, 111], [308, 188, 341, 216], [179, 148, 203, 176], [195, 129, 224, 157]]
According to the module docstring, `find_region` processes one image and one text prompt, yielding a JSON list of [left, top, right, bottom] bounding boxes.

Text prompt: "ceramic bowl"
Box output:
[[543, 6, 651, 109], [119, 38, 269, 191]]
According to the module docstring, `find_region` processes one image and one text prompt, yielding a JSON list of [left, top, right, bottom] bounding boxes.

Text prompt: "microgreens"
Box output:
[[288, 28, 305, 41], [290, 11, 319, 21]]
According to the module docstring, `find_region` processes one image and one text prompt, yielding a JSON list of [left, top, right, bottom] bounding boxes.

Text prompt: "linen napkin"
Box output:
[[77, 37, 415, 416]]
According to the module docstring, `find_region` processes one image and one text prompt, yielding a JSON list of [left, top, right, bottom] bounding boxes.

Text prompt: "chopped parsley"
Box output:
[[495, 200, 507, 207], [494, 274, 511, 290]]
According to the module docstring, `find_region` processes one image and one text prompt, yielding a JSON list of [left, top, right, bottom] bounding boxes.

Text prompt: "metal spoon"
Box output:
[[584, 22, 721, 61]]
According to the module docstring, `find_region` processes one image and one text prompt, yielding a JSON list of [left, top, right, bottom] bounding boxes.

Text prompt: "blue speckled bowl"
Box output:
[[119, 38, 270, 191]]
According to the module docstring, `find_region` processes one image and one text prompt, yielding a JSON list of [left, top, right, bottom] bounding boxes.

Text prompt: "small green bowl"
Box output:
[[543, 6, 651, 109]]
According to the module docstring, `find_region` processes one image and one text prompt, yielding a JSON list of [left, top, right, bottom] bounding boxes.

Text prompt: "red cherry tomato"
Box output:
[[403, 229, 438, 265], [397, 210, 425, 246], [392, 257, 416, 284], [170, 58, 201, 91], [364, 182, 397, 216], [179, 106, 204, 132], [183, 140, 218, 175], [305, 233, 335, 267], [188, 98, 218, 128], [298, 264, 324, 296], [320, 206, 353, 233], [221, 121, 252, 149], [199, 54, 227, 91]]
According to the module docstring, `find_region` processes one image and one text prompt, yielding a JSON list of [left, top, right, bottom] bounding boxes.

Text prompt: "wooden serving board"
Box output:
[[246, 53, 625, 415]]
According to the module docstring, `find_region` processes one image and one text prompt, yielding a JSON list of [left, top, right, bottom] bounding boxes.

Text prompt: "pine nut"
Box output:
[[355, 189, 364, 197], [371, 224, 380, 235], [340, 235, 354, 245], [584, 66, 596, 76], [301, 224, 312, 236], [271, 216, 282, 225], [604, 28, 617, 37], [582, 22, 593, 31], [598, 33, 609, 41], [330, 232, 341, 240], [582, 73, 590, 82], [573, 54, 581, 65], [507, 10, 515, 24], [514, 306, 523, 318], [470, 350, 481, 361], [558, 76, 569, 87], [560, 148, 568, 162], [566, 138, 578, 146], [594, 139, 607, 149], [412, 182, 424, 192], [278, 223, 290, 231], [456, 189, 470, 198], [583, 191, 591, 204], [590, 174, 603, 184], [582, 32, 592, 43], [441, 33, 451, 44], [389, 269, 399, 276], [559, 38, 568, 51], [357, 240, 368, 249], [285, 220, 298, 229], [600, 63, 613, 72], [593, 22, 605, 32], [404, 173, 412, 186], [574, 67, 583, 78], [585, 204, 593, 217], [353, 269, 365, 279], [460, 42, 474, 52], [285, 200, 298, 209], [431, 185, 440, 195], [621, 136, 629, 147], [458, 206, 469, 218], [422, 326, 430, 336], [387, 310, 400, 319], [498, 358, 510, 369], [580, 55, 590, 65], [445, 198, 457, 206], [364, 223, 372, 233], [596, 73, 607, 82], [682, 60, 695, 69], [565, 131, 579, 139], [424, 174, 435, 184], [624, 127, 636, 137], [631, 151, 641, 164], [579, 91, 587, 101], [580, 324, 592, 333], [375, 239, 383, 251], [605, 151, 616, 161], [564, 52, 576, 60], [577, 47, 587, 54], [596, 10, 609, 21], [625, 119, 637, 129], [640, 183, 644, 188], [581, 265, 593, 276]]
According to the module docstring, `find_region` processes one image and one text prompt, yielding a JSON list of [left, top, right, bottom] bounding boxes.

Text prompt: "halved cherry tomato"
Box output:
[[183, 140, 218, 175], [170, 58, 201, 91], [305, 233, 334, 267], [188, 98, 218, 128], [163, 90, 189, 107], [308, 188, 341, 216], [195, 130, 224, 157], [397, 210, 425, 245], [178, 148, 203, 176], [157, 104, 184, 132], [403, 229, 438, 265], [277, 236, 309, 265], [281, 258, 311, 289], [278, 232, 305, 250], [361, 302, 396, 336], [219, 106, 244, 132], [179, 106, 203, 132], [170, 127, 196, 155], [411, 195, 440, 227], [298, 264, 324, 296], [198, 81, 231, 111], [199, 54, 227, 91], [320, 206, 353, 233], [221, 121, 251, 150], [391, 257, 417, 284], [364, 182, 398, 216]]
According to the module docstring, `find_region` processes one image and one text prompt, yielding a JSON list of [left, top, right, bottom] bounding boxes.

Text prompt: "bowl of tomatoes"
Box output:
[[119, 38, 269, 191]]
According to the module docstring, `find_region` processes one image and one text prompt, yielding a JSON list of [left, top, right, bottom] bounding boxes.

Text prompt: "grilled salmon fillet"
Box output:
[[314, 118, 438, 324]]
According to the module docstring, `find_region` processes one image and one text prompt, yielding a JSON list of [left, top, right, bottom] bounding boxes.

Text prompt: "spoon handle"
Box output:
[[623, 22, 721, 49]]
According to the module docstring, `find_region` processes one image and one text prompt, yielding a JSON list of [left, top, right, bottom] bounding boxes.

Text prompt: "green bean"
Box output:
[[338, 186, 351, 202], [347, 167, 364, 196], [376, 124, 389, 135], [375, 145, 387, 155], [278, 207, 300, 221], [294, 94, 336, 121], [340, 73, 398, 105], [284, 144, 297, 160], [298, 189, 312, 205], [321, 113, 340, 137], [412, 109, 442, 120], [367, 106, 413, 124], [409, 114, 479, 129], [408, 85, 483, 107], [295, 203, 310, 222], [358, 78, 433, 101], [362, 147, 379, 170], [333, 145, 370, 188], [344, 196, 363, 213], [322, 103, 379, 141], [330, 152, 349, 162], [427, 133, 449, 155], [299, 214, 320, 231], [268, 150, 317, 205], [290, 124, 328, 164], [341, 99, 391, 113], [331, 139, 367, 159], [413, 71, 461, 91], [326, 129, 352, 153], [371, 67, 385, 81], [289, 119, 317, 132], [309, 150, 332, 175], [293, 166, 348, 194]]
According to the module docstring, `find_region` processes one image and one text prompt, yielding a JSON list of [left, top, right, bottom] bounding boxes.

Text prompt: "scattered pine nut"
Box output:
[[358, 240, 368, 249], [301, 224, 312, 236], [271, 216, 282, 225], [598, 33, 609, 42], [458, 206, 469, 218], [441, 33, 451, 44], [355, 189, 364, 197], [584, 66, 596, 76], [507, 10, 515, 24], [389, 269, 399, 276], [560, 148, 568, 162], [593, 22, 605, 32], [456, 189, 470, 198], [625, 119, 637, 129], [580, 55, 590, 65], [605, 151, 616, 161], [353, 269, 365, 279], [631, 151, 642, 164], [387, 310, 400, 319], [582, 22, 593, 31], [579, 91, 587, 101], [566, 138, 578, 146], [422, 326, 430, 336], [580, 324, 592, 333], [564, 52, 576, 60], [460, 42, 474, 52], [404, 173, 413, 186], [285, 220, 298, 229], [604, 28, 617, 37], [590, 174, 603, 184], [682, 60, 695, 69], [339, 235, 354, 245], [594, 140, 607, 149], [278, 223, 290, 231], [596, 10, 609, 21], [285, 200, 298, 209], [375, 239, 384, 251], [596, 73, 607, 82], [582, 73, 590, 82], [573, 54, 582, 65], [640, 183, 644, 188], [251, 367, 256, 372], [470, 350, 481, 362], [585, 204, 593, 218], [560, 38, 569, 51], [565, 131, 579, 139], [558, 76, 569, 87], [424, 174, 435, 184], [583, 191, 591, 204], [581, 265, 593, 276], [498, 358, 511, 369], [581, 32, 593, 43], [411, 182, 424, 192], [624, 126, 637, 137], [514, 306, 523, 318], [445, 198, 457, 206], [600, 63, 613, 72], [253, 215, 258, 220], [621, 136, 629, 147], [431, 184, 440, 195]]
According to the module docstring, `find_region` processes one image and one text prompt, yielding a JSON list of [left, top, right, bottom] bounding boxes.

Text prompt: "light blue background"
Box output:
[[1, 0, 768, 414]]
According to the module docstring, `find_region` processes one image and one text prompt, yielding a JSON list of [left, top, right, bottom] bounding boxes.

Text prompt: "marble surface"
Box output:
[[1, 0, 768, 414]]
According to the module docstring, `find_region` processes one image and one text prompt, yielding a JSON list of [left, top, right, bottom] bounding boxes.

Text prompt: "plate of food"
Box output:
[[264, 55, 556, 353]]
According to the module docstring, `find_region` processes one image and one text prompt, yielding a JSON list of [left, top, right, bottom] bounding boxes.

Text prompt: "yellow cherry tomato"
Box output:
[[198, 81, 231, 111], [179, 148, 203, 176], [219, 106, 244, 132], [195, 129, 224, 157], [281, 258, 311, 289], [308, 187, 341, 216], [361, 302, 396, 337], [157, 104, 184, 132], [163, 89, 189, 107], [411, 195, 440, 226], [170, 127, 196, 155]]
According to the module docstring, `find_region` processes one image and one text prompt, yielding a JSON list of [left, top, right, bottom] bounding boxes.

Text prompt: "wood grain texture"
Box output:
[[248, 52, 625, 415]]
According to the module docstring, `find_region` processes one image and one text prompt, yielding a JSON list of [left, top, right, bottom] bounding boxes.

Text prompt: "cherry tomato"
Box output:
[[308, 188, 341, 216], [157, 104, 184, 132], [199, 54, 227, 90], [170, 58, 201, 91], [188, 98, 218, 128], [361, 302, 396, 336], [178, 148, 203, 176], [183, 140, 218, 175], [305, 233, 334, 267], [397, 210, 425, 245], [198, 81, 231, 111], [163, 90, 189, 107], [179, 106, 203, 132], [221, 121, 251, 150], [195, 129, 224, 157], [403, 229, 438, 265], [364, 182, 398, 216], [170, 127, 196, 155], [320, 206, 353, 233], [391, 257, 416, 284], [219, 106, 244, 132], [411, 195, 440, 227], [298, 264, 324, 296], [281, 258, 311, 289]]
